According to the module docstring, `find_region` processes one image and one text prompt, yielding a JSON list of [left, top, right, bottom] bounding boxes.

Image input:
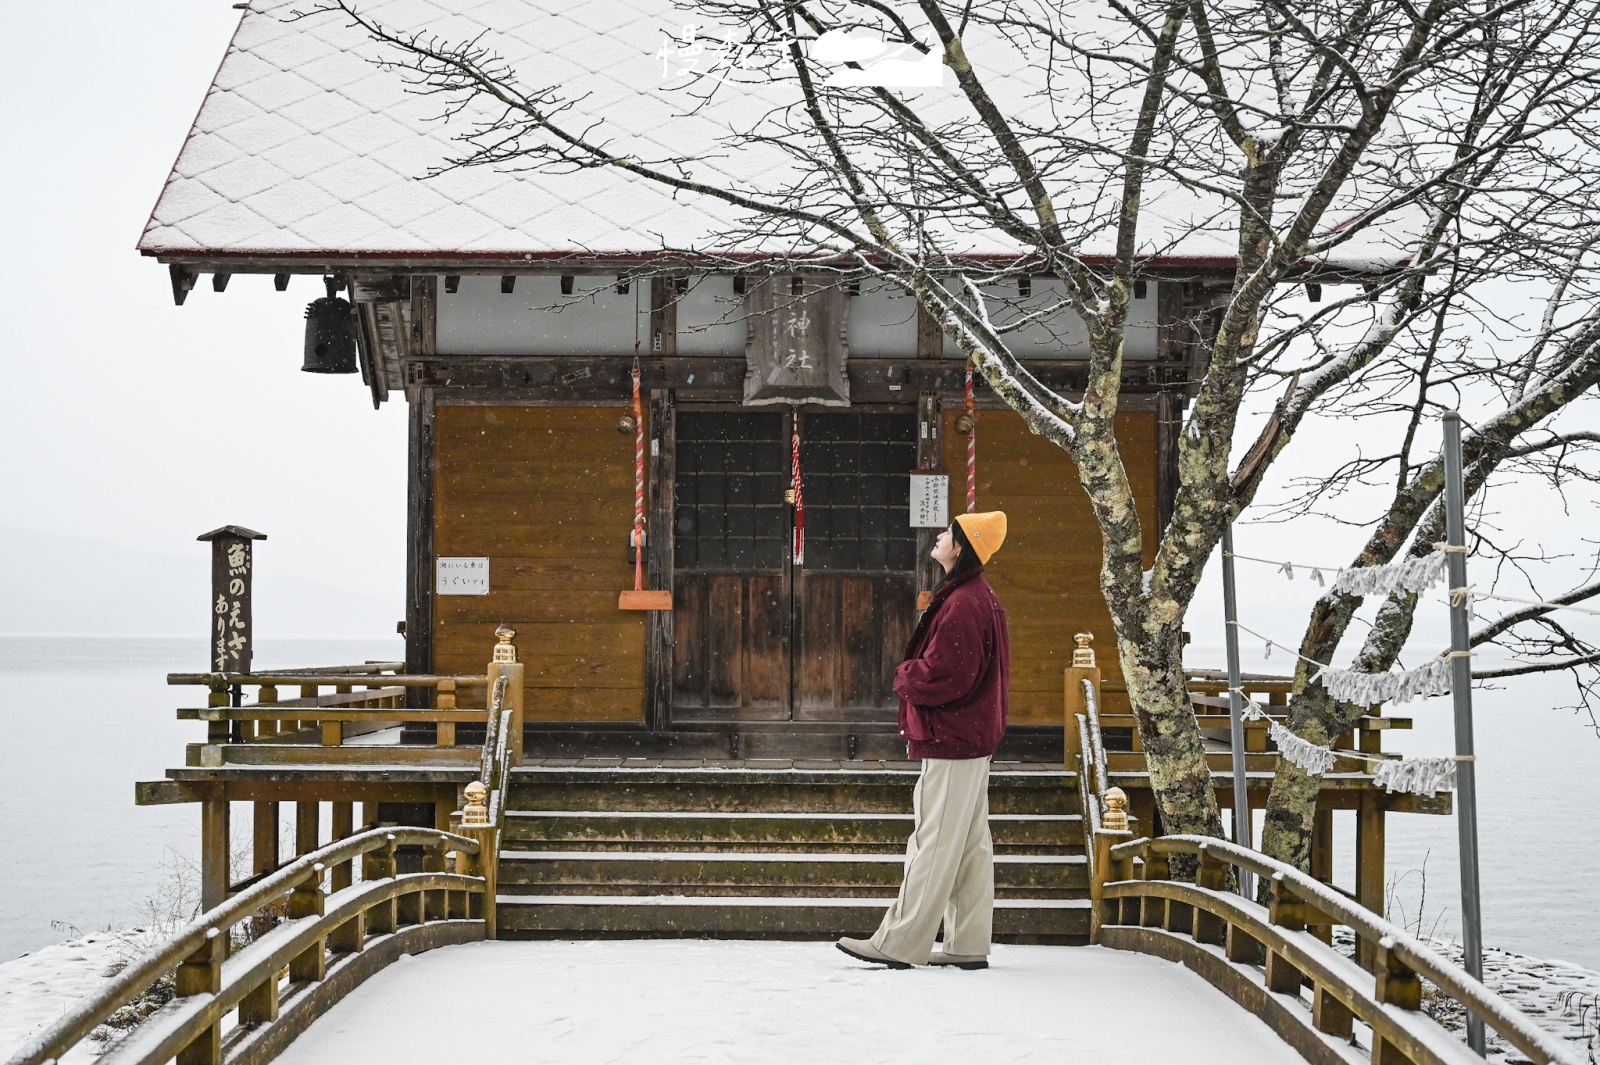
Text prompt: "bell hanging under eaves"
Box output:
[[301, 283, 358, 374]]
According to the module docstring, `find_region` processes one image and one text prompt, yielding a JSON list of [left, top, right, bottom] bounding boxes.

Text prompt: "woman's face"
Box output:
[[931, 525, 961, 573]]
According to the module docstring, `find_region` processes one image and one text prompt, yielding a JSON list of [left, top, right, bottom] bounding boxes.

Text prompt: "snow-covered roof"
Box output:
[[139, 1, 1414, 268]]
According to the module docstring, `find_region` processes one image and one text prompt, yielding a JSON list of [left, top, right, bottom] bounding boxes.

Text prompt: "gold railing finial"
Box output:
[[1072, 631, 1096, 668], [461, 780, 490, 827], [1102, 787, 1129, 832], [492, 624, 517, 663]]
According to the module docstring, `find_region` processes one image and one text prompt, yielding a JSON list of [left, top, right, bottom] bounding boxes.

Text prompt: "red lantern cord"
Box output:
[[631, 359, 645, 593], [965, 360, 977, 512], [791, 415, 805, 565]]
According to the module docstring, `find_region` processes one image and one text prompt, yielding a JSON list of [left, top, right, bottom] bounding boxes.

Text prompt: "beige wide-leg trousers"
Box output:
[[870, 756, 994, 965]]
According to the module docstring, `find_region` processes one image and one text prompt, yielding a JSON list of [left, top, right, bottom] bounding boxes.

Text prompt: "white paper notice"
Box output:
[[909, 473, 949, 528], [436, 557, 490, 595]]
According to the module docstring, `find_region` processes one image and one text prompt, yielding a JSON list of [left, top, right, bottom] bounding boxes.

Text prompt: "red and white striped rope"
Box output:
[[965, 361, 976, 512], [791, 415, 805, 565], [631, 361, 645, 592]]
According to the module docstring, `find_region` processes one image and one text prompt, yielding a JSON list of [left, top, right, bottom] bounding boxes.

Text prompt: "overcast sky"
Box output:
[[0, 1, 407, 621], [0, 1, 1587, 666]]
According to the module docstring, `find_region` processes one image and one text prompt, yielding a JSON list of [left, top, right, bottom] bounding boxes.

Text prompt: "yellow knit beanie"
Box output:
[[953, 511, 1007, 564]]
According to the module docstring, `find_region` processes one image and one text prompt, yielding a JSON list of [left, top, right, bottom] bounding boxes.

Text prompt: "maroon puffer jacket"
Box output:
[[894, 566, 1010, 759]]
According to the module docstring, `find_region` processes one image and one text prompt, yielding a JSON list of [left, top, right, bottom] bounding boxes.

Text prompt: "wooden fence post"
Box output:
[[456, 781, 498, 935], [488, 624, 525, 765], [1373, 936, 1423, 1064], [1264, 873, 1307, 994], [1089, 824, 1134, 942], [435, 679, 457, 748], [1063, 632, 1100, 769], [1140, 848, 1170, 929], [1193, 843, 1230, 946], [287, 865, 327, 983], [175, 928, 224, 1065], [364, 835, 398, 936]]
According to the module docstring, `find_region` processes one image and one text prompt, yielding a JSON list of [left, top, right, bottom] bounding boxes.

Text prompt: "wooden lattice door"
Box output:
[[671, 411, 791, 721], [670, 409, 917, 725], [792, 412, 917, 721]]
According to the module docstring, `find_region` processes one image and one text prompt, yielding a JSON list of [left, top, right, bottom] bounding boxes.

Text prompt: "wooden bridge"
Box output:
[[5, 632, 1579, 1065]]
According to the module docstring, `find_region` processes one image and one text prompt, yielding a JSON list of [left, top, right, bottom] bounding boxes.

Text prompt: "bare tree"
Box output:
[[298, 0, 1600, 851]]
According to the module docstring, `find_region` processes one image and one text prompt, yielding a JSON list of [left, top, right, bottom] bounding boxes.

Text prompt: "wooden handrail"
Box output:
[[168, 672, 487, 687], [6, 826, 482, 1065], [93, 872, 479, 1065], [1097, 834, 1579, 1065], [453, 659, 519, 939]]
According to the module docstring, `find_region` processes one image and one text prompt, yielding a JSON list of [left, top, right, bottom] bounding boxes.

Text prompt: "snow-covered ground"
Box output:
[[0, 930, 149, 1065], [1413, 940, 1600, 1064], [4, 936, 1595, 1064], [268, 940, 1306, 1065]]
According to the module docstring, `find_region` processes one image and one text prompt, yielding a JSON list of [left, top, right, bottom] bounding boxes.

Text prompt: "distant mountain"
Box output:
[[0, 526, 399, 638]]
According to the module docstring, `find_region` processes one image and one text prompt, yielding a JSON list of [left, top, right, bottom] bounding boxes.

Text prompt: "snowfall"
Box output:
[[2, 935, 1597, 1064]]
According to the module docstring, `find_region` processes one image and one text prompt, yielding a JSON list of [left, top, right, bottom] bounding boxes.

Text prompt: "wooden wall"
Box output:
[[429, 401, 1158, 730], [432, 405, 647, 722], [944, 409, 1158, 724]]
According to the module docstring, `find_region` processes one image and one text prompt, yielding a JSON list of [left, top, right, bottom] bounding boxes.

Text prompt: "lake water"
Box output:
[[1, 636, 1595, 968]]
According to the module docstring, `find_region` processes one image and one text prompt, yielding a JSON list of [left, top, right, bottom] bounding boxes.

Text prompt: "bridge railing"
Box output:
[[5, 826, 486, 1065], [1092, 832, 1579, 1065], [168, 662, 491, 750], [450, 653, 521, 939]]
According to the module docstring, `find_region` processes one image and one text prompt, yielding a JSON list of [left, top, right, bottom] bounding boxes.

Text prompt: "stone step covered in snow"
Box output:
[[501, 810, 1086, 854], [506, 764, 1080, 814], [494, 764, 1090, 941], [497, 850, 1088, 897], [493, 895, 1092, 941]]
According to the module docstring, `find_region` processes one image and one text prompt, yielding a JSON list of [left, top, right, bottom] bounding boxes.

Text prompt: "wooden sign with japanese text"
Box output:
[[910, 473, 949, 528], [437, 557, 490, 595], [743, 277, 850, 407], [198, 525, 266, 674]]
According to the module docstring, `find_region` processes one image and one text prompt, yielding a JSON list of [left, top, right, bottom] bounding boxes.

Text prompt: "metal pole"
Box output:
[[1442, 411, 1486, 1056], [1221, 522, 1255, 899]]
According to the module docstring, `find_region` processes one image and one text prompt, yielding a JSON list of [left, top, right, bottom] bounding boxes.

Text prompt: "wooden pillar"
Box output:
[[913, 391, 946, 614], [252, 801, 279, 878], [405, 387, 436, 710], [1310, 804, 1334, 945], [1156, 390, 1182, 539], [488, 657, 526, 766], [200, 796, 230, 911], [646, 388, 676, 730], [1356, 791, 1386, 971], [330, 802, 355, 892], [296, 801, 321, 856]]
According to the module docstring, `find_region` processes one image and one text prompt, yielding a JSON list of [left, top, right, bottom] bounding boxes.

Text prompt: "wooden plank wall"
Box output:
[[944, 409, 1158, 724], [432, 405, 647, 722]]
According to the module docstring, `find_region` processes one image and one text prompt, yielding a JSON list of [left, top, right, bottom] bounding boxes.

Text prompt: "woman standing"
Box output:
[[838, 510, 1010, 970]]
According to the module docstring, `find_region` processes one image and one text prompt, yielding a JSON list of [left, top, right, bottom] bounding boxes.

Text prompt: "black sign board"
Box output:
[[197, 525, 267, 673]]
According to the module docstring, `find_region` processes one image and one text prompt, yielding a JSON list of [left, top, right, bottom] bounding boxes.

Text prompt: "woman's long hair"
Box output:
[[941, 520, 985, 585]]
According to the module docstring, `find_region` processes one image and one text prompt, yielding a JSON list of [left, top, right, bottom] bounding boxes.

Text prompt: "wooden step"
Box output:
[[494, 894, 1091, 944], [502, 811, 1086, 854], [507, 766, 1079, 816], [497, 850, 1088, 898]]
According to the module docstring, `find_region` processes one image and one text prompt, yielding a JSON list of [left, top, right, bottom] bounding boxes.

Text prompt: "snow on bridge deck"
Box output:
[[272, 940, 1305, 1064]]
